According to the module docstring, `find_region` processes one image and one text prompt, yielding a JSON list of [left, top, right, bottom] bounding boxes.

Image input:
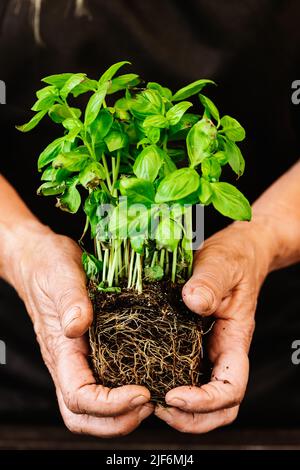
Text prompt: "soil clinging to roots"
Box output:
[[89, 282, 204, 404]]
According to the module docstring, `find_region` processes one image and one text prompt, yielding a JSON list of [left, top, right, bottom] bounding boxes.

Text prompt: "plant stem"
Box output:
[[127, 247, 135, 288], [101, 153, 112, 192], [171, 246, 178, 283], [184, 205, 194, 278], [102, 249, 109, 283]]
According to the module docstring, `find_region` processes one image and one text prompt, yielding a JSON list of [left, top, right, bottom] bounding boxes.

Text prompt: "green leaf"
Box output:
[[99, 61, 131, 84], [199, 94, 220, 126], [133, 145, 163, 182], [222, 138, 245, 176], [71, 78, 98, 97], [160, 151, 177, 176], [145, 127, 160, 144], [169, 113, 199, 140], [37, 136, 66, 170], [56, 181, 81, 214], [198, 177, 213, 204], [143, 114, 168, 128], [82, 252, 102, 280], [37, 181, 66, 196], [104, 130, 127, 152], [42, 73, 74, 88], [84, 81, 110, 126], [108, 74, 140, 94], [156, 217, 182, 251], [147, 82, 172, 101], [201, 157, 222, 181], [36, 85, 58, 100], [31, 95, 57, 112], [172, 79, 215, 101], [186, 118, 217, 167], [119, 178, 155, 206], [84, 189, 109, 238], [52, 152, 89, 172], [211, 182, 251, 221], [155, 168, 200, 203], [166, 101, 193, 126], [129, 89, 164, 119], [144, 265, 164, 281], [16, 110, 48, 132], [88, 109, 114, 144], [220, 115, 245, 142], [60, 73, 86, 100], [79, 161, 106, 188], [130, 235, 145, 254], [48, 104, 81, 123]]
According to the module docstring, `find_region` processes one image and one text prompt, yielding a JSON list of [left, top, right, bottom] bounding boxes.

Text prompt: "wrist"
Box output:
[[0, 217, 52, 286]]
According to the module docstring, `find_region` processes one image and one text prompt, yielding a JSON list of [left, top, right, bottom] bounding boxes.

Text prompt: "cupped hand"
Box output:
[[156, 219, 273, 433], [7, 224, 153, 437]]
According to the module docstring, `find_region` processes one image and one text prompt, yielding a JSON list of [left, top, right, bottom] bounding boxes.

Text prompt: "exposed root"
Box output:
[[89, 282, 204, 404]]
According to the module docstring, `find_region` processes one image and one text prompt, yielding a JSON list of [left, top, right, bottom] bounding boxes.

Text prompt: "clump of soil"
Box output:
[[89, 282, 204, 404]]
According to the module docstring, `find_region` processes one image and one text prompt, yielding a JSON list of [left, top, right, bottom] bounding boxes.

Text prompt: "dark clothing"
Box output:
[[0, 0, 300, 425]]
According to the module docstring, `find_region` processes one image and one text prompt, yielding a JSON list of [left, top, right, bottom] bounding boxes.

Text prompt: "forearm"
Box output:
[[234, 161, 300, 272], [0, 175, 50, 284]]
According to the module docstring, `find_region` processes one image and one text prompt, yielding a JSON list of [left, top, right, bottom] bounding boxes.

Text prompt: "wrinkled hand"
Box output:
[[156, 220, 272, 433], [7, 224, 153, 437]]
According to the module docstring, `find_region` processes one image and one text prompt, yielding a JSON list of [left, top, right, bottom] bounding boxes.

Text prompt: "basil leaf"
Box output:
[[201, 157, 222, 181], [143, 114, 168, 128], [48, 104, 81, 123], [166, 101, 193, 126], [222, 138, 245, 176], [82, 252, 102, 280], [144, 265, 164, 281], [169, 113, 199, 140], [84, 81, 110, 126], [211, 182, 251, 220], [104, 130, 127, 152], [109, 202, 129, 239], [220, 115, 245, 142], [119, 178, 155, 206], [88, 109, 114, 145], [52, 152, 89, 172], [199, 94, 220, 126], [133, 145, 163, 182], [99, 61, 131, 84], [108, 74, 140, 94], [79, 161, 106, 189], [42, 73, 74, 88], [71, 78, 98, 97], [147, 82, 172, 101], [187, 118, 217, 167], [155, 168, 200, 203], [36, 85, 58, 100], [60, 73, 86, 100], [37, 136, 66, 170], [37, 181, 66, 196], [172, 79, 215, 101], [198, 177, 213, 204], [56, 181, 81, 214], [129, 89, 164, 119], [31, 95, 57, 112], [16, 110, 48, 132]]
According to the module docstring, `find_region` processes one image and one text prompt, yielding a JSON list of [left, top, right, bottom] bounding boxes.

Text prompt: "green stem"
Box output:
[[102, 249, 109, 283], [101, 153, 112, 192], [171, 246, 178, 283], [136, 253, 142, 293], [127, 248, 135, 288], [184, 205, 194, 278]]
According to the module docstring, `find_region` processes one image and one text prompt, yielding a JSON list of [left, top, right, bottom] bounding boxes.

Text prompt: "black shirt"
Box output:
[[0, 0, 300, 426]]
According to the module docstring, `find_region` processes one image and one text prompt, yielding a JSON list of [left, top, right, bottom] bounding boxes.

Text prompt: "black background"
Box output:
[[0, 0, 300, 428]]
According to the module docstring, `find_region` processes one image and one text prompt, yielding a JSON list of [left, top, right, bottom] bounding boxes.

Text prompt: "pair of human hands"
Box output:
[[6, 219, 270, 437]]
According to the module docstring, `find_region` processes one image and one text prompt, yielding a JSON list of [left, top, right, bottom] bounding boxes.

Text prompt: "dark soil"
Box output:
[[88, 282, 204, 404]]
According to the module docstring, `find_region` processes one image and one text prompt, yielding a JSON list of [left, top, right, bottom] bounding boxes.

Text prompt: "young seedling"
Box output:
[[17, 61, 251, 402]]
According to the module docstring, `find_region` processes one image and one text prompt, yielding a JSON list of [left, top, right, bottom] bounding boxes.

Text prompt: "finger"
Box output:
[[155, 404, 239, 434], [56, 388, 154, 438], [182, 247, 242, 316], [50, 256, 93, 338], [165, 347, 249, 413], [55, 337, 151, 417]]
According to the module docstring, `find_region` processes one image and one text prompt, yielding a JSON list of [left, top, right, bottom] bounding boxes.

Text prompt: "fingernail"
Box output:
[[131, 395, 148, 407], [63, 306, 81, 329], [167, 397, 186, 408]]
